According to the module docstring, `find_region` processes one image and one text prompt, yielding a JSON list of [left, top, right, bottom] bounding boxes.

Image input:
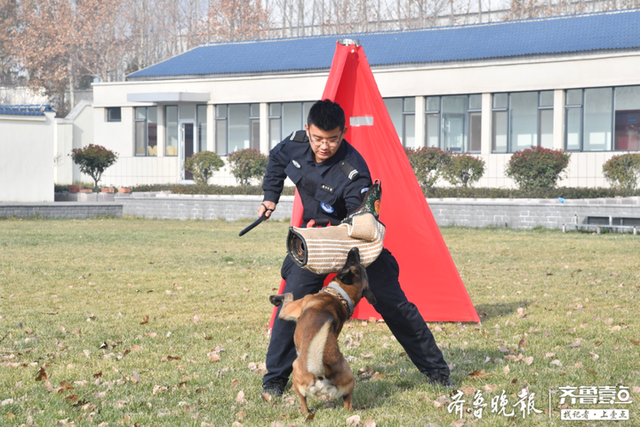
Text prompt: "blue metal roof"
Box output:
[[128, 9, 640, 80], [0, 105, 54, 116]]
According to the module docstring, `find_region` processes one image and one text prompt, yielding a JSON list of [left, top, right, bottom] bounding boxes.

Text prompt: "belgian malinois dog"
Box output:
[[269, 247, 376, 414]]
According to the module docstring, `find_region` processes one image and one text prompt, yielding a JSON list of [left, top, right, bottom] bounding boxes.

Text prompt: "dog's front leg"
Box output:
[[343, 393, 353, 411]]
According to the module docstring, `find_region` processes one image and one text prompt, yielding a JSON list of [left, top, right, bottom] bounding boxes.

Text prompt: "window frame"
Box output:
[[106, 107, 121, 122], [134, 106, 157, 157]]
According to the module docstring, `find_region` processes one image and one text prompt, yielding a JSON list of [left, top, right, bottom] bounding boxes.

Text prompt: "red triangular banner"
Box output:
[[269, 41, 479, 328]]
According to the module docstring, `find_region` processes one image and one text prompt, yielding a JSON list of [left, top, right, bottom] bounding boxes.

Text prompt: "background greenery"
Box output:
[[1, 219, 639, 426]]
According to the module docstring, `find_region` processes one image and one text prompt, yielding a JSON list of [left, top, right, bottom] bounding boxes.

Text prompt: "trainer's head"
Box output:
[[305, 100, 348, 163]]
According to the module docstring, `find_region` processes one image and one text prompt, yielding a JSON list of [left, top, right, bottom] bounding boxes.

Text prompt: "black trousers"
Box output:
[[263, 248, 449, 384]]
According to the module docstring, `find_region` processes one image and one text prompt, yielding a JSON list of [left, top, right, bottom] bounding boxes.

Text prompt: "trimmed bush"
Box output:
[[505, 146, 570, 189], [443, 154, 485, 187], [70, 144, 118, 190], [602, 153, 640, 190], [185, 151, 224, 185], [227, 148, 269, 186], [404, 147, 451, 188]]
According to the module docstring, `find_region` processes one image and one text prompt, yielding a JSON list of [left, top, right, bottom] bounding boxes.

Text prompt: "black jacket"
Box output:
[[262, 131, 372, 226]]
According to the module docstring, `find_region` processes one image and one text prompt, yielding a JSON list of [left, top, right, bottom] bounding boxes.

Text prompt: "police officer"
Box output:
[[260, 100, 452, 397]]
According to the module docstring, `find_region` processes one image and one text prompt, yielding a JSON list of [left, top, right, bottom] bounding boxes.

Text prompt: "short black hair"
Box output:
[[307, 99, 345, 131]]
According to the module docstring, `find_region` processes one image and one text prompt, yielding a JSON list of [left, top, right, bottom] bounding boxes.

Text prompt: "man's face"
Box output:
[[306, 124, 346, 163]]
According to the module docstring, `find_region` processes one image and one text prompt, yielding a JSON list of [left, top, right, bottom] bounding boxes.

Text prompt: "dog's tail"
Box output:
[[306, 320, 331, 377]]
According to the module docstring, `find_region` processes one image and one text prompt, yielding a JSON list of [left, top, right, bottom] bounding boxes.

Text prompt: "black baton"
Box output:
[[239, 214, 268, 237]]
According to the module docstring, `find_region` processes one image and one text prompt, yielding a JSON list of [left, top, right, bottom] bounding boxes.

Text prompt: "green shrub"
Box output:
[[602, 153, 640, 191], [505, 146, 570, 190], [404, 147, 451, 188], [184, 151, 224, 185], [70, 144, 118, 190], [443, 154, 485, 187], [227, 148, 269, 186]]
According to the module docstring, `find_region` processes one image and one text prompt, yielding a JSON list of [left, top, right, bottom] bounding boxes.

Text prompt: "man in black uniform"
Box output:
[[259, 100, 452, 397]]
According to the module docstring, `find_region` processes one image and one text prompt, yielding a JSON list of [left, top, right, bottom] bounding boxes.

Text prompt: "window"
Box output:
[[268, 102, 314, 149], [427, 95, 481, 152], [614, 86, 640, 151], [566, 88, 615, 152], [492, 93, 508, 152], [134, 107, 157, 156], [493, 91, 554, 153], [165, 106, 178, 156], [215, 104, 260, 155], [384, 97, 415, 147], [106, 107, 121, 122], [197, 105, 208, 152]]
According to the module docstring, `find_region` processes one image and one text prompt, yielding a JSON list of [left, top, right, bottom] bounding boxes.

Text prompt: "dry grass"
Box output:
[[0, 218, 639, 426]]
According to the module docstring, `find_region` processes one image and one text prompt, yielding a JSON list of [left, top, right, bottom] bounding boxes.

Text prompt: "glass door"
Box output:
[[180, 121, 196, 181]]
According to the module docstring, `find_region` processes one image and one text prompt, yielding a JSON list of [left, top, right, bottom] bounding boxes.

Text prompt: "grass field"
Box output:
[[0, 218, 639, 426]]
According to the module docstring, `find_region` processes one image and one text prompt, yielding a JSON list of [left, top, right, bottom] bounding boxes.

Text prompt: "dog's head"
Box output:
[[334, 247, 376, 305]]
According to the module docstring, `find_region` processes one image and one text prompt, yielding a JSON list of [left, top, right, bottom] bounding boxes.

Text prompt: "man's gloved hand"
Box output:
[[258, 201, 276, 219]]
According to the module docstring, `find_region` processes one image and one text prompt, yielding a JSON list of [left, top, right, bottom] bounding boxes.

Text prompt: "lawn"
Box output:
[[0, 218, 638, 426]]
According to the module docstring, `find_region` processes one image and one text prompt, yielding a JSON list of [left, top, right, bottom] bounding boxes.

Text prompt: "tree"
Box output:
[[12, 0, 128, 115], [227, 148, 269, 186], [70, 144, 118, 189], [602, 153, 640, 191], [505, 146, 570, 190], [443, 153, 485, 187], [202, 0, 270, 43], [404, 147, 451, 189], [0, 0, 20, 86], [185, 151, 225, 185]]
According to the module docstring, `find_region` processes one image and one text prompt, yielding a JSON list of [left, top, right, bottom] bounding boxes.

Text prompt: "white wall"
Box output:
[[0, 111, 55, 202], [92, 51, 640, 188]]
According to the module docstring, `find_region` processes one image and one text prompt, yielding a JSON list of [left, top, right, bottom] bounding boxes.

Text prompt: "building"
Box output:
[[92, 9, 640, 188]]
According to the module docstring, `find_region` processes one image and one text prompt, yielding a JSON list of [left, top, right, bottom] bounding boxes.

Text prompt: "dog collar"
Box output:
[[322, 282, 355, 317]]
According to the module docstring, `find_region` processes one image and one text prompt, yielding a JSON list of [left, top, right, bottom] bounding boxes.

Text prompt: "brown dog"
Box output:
[[269, 247, 377, 415]]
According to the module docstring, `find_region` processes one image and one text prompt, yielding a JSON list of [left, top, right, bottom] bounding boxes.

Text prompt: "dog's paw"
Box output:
[[269, 295, 285, 306]]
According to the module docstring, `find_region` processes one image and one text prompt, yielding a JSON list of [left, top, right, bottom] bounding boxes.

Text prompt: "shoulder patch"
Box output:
[[340, 161, 360, 181], [289, 130, 307, 143]]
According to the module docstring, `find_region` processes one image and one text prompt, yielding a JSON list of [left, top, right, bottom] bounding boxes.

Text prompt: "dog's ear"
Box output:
[[339, 269, 355, 285], [363, 287, 377, 305], [269, 295, 285, 306]]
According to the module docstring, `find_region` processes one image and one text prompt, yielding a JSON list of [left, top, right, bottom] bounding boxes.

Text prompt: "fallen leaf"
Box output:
[[59, 380, 74, 391], [498, 345, 509, 353], [566, 339, 582, 348], [362, 419, 376, 427], [460, 386, 475, 395], [231, 379, 239, 387], [346, 415, 361, 426], [131, 371, 141, 384], [483, 384, 498, 393], [503, 366, 510, 374], [631, 386, 640, 393], [152, 385, 168, 395], [44, 380, 54, 392], [589, 352, 599, 360], [261, 392, 272, 402], [93, 371, 102, 378], [236, 411, 245, 420], [585, 368, 598, 375], [544, 352, 555, 359], [451, 420, 466, 427], [468, 369, 491, 379], [83, 350, 90, 358], [35, 367, 48, 381], [550, 359, 562, 367], [305, 413, 315, 422], [610, 325, 622, 332], [516, 307, 526, 318], [236, 390, 247, 403], [630, 339, 639, 346], [575, 362, 583, 368], [208, 352, 221, 362], [141, 315, 149, 325], [64, 394, 79, 404], [523, 356, 534, 366], [518, 336, 527, 348]]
